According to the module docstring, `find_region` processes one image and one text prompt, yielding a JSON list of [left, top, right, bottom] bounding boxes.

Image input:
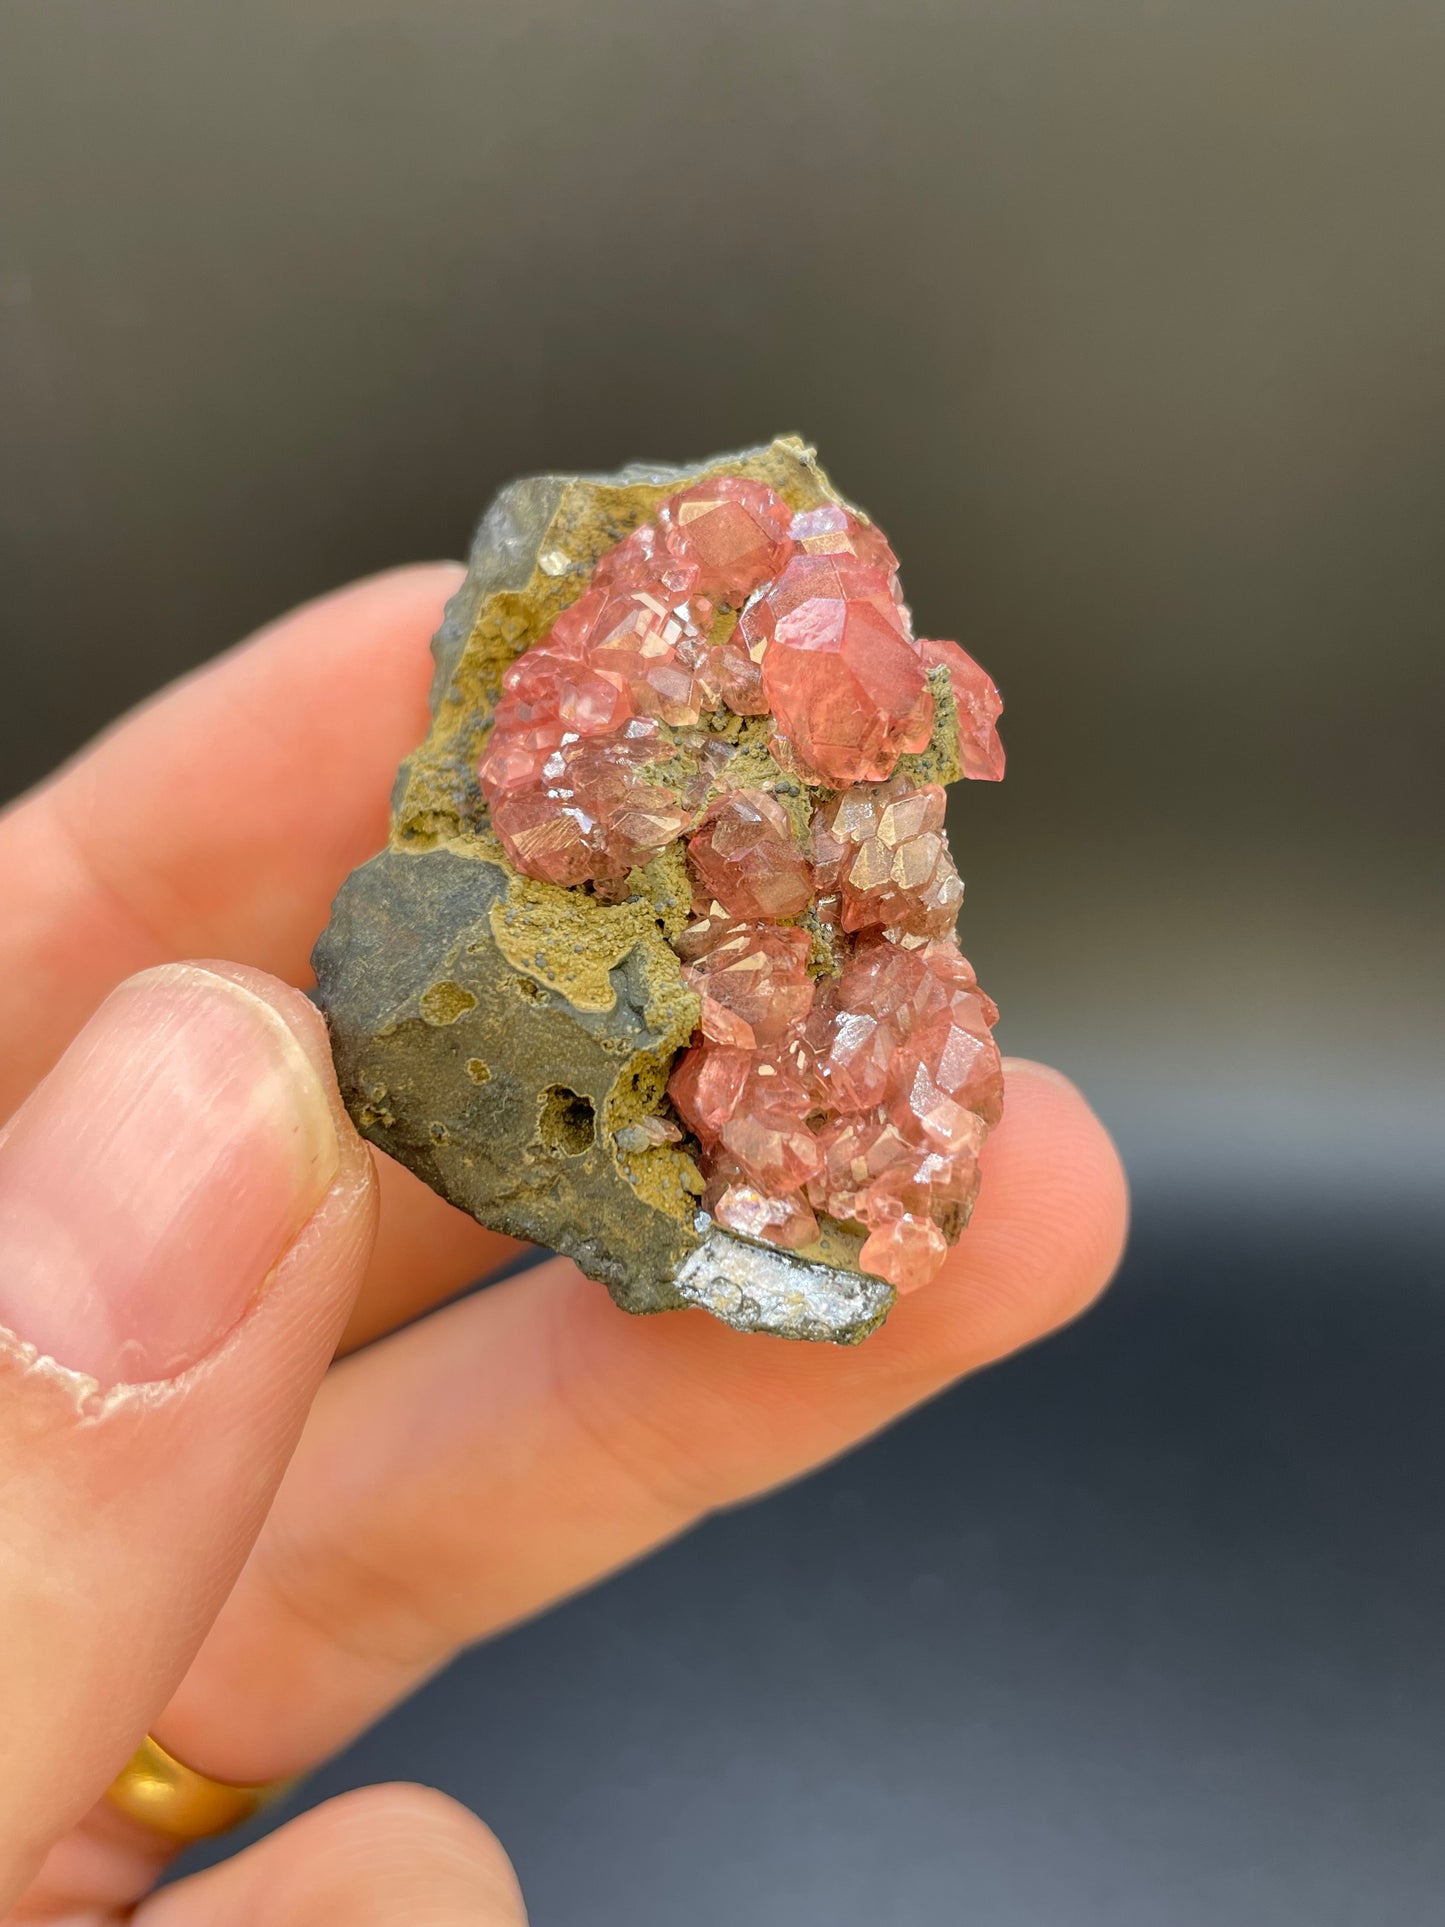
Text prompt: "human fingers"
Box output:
[[134, 1785, 526, 1927], [0, 963, 376, 1916], [155, 1059, 1127, 1782], [0, 562, 463, 1120], [0, 561, 526, 1350]]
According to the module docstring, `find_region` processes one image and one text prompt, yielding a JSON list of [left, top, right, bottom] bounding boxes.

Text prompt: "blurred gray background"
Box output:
[[2, 3, 1442, 1922]]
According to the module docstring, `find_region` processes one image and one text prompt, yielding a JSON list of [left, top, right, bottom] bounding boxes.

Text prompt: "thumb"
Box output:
[[0, 962, 376, 1905]]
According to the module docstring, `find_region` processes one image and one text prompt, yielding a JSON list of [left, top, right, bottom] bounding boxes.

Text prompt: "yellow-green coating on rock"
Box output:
[[418, 981, 477, 1025], [489, 872, 699, 1030], [628, 843, 693, 942], [896, 664, 964, 789]]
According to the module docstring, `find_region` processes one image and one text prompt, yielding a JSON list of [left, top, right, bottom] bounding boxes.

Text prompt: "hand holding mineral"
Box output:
[[0, 532, 1125, 1923], [316, 442, 1056, 1341]]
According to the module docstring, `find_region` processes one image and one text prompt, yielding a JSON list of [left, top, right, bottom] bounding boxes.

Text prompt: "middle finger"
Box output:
[[150, 1061, 1126, 1784]]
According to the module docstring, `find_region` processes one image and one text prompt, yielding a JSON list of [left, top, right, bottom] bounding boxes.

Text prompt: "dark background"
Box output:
[[2, 3, 1443, 1922]]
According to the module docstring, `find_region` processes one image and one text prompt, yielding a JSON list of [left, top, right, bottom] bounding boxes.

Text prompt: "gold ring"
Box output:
[[106, 1734, 290, 1841]]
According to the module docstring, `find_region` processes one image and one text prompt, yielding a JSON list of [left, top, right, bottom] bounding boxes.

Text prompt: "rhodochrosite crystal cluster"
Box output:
[[477, 474, 1006, 1295]]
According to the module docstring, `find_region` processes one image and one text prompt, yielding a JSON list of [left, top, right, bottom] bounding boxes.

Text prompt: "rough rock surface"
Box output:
[[313, 438, 990, 1343]]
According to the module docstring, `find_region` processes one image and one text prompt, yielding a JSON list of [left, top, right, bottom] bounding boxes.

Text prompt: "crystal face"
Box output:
[[477, 474, 1006, 1293], [688, 789, 814, 922], [743, 555, 934, 787]]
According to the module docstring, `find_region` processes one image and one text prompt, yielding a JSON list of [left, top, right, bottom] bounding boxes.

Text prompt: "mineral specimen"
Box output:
[[313, 438, 1005, 1343]]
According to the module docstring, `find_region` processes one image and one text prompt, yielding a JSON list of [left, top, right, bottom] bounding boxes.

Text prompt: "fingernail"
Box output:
[[0, 965, 340, 1386]]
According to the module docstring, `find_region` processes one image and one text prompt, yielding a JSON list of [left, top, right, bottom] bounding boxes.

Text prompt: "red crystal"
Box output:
[[859, 1213, 948, 1294], [921, 637, 1006, 782], [811, 776, 964, 940], [657, 477, 794, 607], [742, 555, 934, 786], [680, 918, 814, 1050], [791, 504, 902, 587], [687, 789, 813, 922], [589, 589, 719, 727]]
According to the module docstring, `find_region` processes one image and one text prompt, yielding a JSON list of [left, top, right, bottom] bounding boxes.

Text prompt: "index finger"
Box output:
[[0, 563, 463, 1118]]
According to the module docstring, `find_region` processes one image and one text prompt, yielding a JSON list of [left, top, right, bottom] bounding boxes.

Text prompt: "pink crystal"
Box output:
[[658, 477, 794, 607], [668, 1040, 753, 1144], [717, 1056, 821, 1195], [837, 937, 997, 1037], [485, 716, 691, 886], [670, 1038, 821, 1195], [865, 1140, 984, 1227], [791, 505, 902, 587], [674, 895, 742, 962], [859, 1213, 948, 1293], [808, 1110, 920, 1223], [681, 918, 814, 1050], [590, 589, 719, 727], [687, 789, 813, 922], [742, 555, 934, 785], [811, 776, 964, 940], [791, 932, 1002, 1289], [921, 637, 1006, 782], [803, 985, 900, 1113], [888, 1030, 1001, 1150], [891, 1005, 1003, 1131], [592, 522, 702, 601], [710, 1164, 820, 1250], [714, 616, 770, 716]]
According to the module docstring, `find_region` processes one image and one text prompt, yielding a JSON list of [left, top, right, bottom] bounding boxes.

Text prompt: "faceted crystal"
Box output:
[[589, 589, 718, 727], [680, 918, 814, 1050], [486, 717, 691, 886], [859, 1213, 948, 1293], [891, 1009, 1004, 1133], [713, 610, 770, 716], [803, 984, 900, 1113], [790, 505, 904, 608], [716, 1052, 821, 1195], [742, 555, 934, 785], [808, 1110, 920, 1223], [592, 522, 701, 600], [687, 789, 813, 922], [667, 1040, 753, 1144], [670, 1038, 820, 1195], [793, 930, 1002, 1289], [657, 476, 794, 607], [921, 637, 1006, 782], [811, 776, 964, 939], [710, 1165, 820, 1250]]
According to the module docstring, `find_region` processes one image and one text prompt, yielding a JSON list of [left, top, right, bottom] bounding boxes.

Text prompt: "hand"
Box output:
[[0, 565, 1129, 1924]]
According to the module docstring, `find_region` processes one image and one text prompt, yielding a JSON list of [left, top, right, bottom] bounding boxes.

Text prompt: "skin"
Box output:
[[0, 565, 1129, 1923]]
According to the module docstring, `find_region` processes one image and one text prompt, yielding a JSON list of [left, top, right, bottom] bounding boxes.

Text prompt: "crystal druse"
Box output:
[[312, 439, 1005, 1344]]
